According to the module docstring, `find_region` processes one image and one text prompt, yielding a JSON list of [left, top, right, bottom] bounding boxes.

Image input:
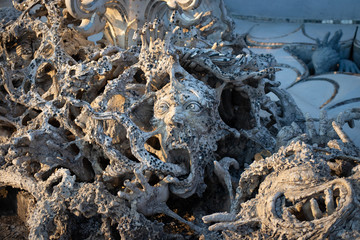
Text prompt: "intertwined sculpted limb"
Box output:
[[1, 0, 358, 239]]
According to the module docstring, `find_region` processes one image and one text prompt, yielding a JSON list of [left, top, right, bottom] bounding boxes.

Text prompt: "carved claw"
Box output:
[[339, 59, 360, 73], [202, 212, 259, 232], [118, 169, 207, 234], [117, 169, 170, 216], [202, 212, 236, 224], [208, 218, 260, 232], [301, 108, 360, 146], [316, 30, 342, 50]]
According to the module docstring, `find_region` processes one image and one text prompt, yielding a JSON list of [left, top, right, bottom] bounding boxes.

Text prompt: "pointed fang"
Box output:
[[325, 188, 335, 215], [310, 198, 323, 219]]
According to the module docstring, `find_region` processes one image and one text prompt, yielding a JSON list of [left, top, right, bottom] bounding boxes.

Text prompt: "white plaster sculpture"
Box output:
[[204, 125, 360, 239], [0, 0, 359, 239], [65, 0, 234, 48]]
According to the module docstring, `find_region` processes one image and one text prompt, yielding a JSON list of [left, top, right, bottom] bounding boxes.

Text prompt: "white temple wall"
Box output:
[[224, 0, 360, 21]]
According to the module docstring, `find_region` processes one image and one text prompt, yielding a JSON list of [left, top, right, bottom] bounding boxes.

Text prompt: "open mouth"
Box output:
[[167, 148, 191, 180], [165, 147, 205, 198], [272, 179, 352, 222]]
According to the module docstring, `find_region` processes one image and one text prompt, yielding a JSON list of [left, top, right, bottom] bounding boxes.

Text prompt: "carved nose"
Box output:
[[170, 115, 184, 126], [167, 107, 184, 126]]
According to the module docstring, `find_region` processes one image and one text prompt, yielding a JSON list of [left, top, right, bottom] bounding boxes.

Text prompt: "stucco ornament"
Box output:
[[2, 0, 359, 239], [152, 76, 221, 197], [65, 0, 233, 48], [204, 123, 360, 239]]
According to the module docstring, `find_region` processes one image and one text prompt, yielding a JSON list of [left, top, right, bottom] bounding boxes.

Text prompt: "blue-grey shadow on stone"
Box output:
[[285, 29, 360, 75]]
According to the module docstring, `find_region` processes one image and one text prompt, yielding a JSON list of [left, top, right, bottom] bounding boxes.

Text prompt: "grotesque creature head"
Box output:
[[221, 141, 360, 239], [151, 69, 222, 197], [0, 1, 311, 238], [154, 71, 219, 153]]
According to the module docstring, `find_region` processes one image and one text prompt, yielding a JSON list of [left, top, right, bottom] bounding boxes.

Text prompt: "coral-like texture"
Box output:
[[0, 0, 359, 239], [204, 138, 360, 239]]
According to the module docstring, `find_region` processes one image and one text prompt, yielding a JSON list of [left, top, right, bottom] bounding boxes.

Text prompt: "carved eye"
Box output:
[[185, 101, 201, 112], [156, 102, 170, 114]]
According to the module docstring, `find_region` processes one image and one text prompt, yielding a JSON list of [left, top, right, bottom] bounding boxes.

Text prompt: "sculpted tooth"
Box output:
[[294, 201, 302, 212], [285, 207, 297, 221], [336, 196, 340, 207], [325, 188, 335, 215], [301, 201, 314, 220], [310, 198, 323, 219], [338, 187, 347, 207], [338, 197, 345, 208]]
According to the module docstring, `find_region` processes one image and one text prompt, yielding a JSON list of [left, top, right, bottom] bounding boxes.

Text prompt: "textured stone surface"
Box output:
[[204, 139, 360, 239], [0, 0, 359, 239]]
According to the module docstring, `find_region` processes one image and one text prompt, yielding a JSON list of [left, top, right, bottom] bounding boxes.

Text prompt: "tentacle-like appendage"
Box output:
[[214, 157, 239, 205]]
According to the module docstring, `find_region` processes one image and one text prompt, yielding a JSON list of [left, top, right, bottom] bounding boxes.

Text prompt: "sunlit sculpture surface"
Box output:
[[0, 0, 359, 239], [65, 0, 233, 48]]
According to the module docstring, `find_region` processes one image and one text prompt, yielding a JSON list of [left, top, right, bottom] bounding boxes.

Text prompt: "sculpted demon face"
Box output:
[[154, 75, 217, 154], [258, 166, 355, 239], [225, 141, 360, 239], [152, 69, 221, 198]]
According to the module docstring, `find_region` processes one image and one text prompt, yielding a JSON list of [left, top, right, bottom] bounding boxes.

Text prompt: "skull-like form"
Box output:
[[255, 164, 356, 239], [211, 141, 360, 239]]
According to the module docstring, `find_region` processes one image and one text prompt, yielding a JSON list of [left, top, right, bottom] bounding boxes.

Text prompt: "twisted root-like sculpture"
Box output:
[[1, 0, 358, 239]]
